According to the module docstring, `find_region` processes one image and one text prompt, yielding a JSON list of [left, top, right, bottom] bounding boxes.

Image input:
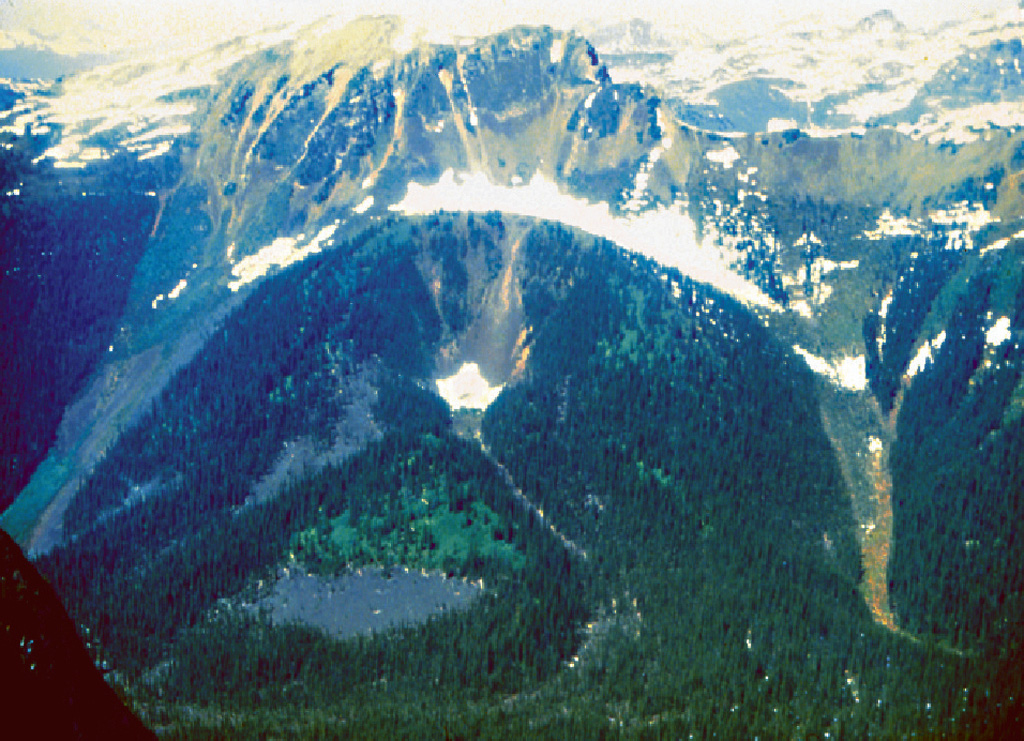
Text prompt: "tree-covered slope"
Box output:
[[0, 138, 166, 516], [890, 254, 1024, 659], [21, 214, 1018, 737]]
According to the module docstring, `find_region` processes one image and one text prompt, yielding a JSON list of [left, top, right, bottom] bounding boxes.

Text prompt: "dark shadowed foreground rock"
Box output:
[[0, 528, 154, 740]]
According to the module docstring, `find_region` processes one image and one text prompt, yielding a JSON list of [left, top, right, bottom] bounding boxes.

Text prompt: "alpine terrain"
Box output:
[[1, 8, 1022, 738]]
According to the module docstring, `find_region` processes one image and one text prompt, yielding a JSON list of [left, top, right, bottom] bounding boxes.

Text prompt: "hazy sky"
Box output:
[[0, 0, 1019, 58]]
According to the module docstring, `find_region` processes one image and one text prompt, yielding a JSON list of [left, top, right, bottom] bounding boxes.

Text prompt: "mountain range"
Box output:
[[1, 10, 1022, 737]]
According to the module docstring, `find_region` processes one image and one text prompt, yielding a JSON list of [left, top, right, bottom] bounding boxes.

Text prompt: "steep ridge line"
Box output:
[[22, 297, 243, 556]]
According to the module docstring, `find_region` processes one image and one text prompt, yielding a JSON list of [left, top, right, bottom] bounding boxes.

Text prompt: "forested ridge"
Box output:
[[0, 142, 164, 513], [5, 213, 1020, 736], [890, 262, 1024, 660]]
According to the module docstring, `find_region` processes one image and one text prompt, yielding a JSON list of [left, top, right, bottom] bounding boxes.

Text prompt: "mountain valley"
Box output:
[[1, 9, 1023, 737]]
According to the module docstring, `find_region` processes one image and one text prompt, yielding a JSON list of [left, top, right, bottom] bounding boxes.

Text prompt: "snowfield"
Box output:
[[436, 362, 504, 410], [392, 169, 778, 310]]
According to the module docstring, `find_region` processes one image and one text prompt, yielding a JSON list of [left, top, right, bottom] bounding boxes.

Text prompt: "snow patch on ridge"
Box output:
[[228, 224, 338, 292], [981, 237, 1009, 255], [622, 138, 671, 213], [876, 288, 894, 356], [864, 209, 923, 240], [705, 145, 741, 169], [907, 331, 946, 377], [168, 278, 188, 300], [550, 38, 565, 64], [152, 278, 189, 309], [436, 362, 503, 410], [792, 346, 868, 391], [797, 257, 860, 284], [986, 316, 1012, 347], [864, 202, 997, 247], [931, 201, 997, 231], [391, 169, 777, 310], [765, 118, 798, 133]]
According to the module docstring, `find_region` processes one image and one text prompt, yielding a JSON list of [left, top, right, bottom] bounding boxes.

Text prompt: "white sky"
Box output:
[[0, 1, 1018, 57]]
